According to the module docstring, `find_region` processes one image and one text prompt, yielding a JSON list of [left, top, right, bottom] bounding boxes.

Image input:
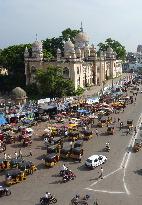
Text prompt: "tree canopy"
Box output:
[[36, 66, 75, 98], [98, 38, 126, 61]]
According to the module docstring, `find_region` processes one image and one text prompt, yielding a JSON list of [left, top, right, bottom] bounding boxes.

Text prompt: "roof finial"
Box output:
[[80, 21, 83, 32], [36, 33, 38, 41]]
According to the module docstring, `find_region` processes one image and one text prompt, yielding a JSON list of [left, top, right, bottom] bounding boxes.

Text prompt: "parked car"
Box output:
[[85, 155, 107, 169]]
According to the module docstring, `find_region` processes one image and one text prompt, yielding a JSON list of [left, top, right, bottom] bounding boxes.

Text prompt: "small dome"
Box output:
[[57, 48, 61, 53], [107, 46, 113, 53], [11, 87, 27, 99], [64, 39, 74, 52]]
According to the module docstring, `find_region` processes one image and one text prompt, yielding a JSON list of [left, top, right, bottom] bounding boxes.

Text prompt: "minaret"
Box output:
[[57, 48, 61, 61], [24, 47, 29, 59], [80, 21, 83, 32]]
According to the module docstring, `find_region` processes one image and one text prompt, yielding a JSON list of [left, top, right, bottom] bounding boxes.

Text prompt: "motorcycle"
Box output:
[[71, 195, 90, 205], [105, 145, 110, 152], [40, 195, 57, 205], [62, 171, 76, 183], [0, 187, 11, 197]]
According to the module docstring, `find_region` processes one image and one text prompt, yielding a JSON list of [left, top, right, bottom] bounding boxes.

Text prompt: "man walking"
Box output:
[[95, 129, 99, 137], [99, 167, 103, 179]]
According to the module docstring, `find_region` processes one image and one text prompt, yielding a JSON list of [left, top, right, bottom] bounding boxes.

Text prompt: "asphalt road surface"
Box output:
[[1, 86, 142, 205]]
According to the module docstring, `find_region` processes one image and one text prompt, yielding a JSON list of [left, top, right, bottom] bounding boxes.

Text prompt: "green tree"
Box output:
[[98, 38, 126, 61], [36, 66, 75, 97], [43, 28, 80, 57]]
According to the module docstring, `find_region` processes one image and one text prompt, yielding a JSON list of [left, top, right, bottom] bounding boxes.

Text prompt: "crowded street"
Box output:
[[0, 75, 142, 205]]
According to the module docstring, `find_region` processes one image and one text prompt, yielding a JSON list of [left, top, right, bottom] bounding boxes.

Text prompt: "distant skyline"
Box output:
[[0, 0, 142, 51]]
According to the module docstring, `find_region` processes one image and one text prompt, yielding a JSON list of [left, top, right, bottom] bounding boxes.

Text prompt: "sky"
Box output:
[[0, 0, 142, 51]]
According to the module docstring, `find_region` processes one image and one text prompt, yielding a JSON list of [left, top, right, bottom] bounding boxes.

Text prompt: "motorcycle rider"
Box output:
[[60, 164, 68, 175], [105, 142, 110, 150], [44, 192, 51, 203]]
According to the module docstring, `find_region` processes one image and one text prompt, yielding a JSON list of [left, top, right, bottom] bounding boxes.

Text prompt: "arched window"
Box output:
[[63, 67, 69, 78], [30, 66, 36, 73]]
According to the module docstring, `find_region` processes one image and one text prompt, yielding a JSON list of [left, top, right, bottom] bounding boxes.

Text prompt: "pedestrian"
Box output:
[[99, 167, 103, 179], [135, 97, 136, 101], [126, 128, 129, 135], [134, 127, 137, 135], [7, 154, 11, 159], [122, 108, 124, 112], [19, 148, 22, 158], [4, 153, 7, 160], [29, 148, 32, 156], [70, 141, 73, 149], [14, 151, 18, 159], [95, 129, 99, 137], [118, 118, 120, 123]]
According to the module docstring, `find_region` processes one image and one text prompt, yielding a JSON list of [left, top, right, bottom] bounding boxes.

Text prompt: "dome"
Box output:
[[32, 40, 43, 52], [75, 32, 89, 43], [11, 87, 27, 99], [64, 38, 74, 52], [107, 46, 113, 53]]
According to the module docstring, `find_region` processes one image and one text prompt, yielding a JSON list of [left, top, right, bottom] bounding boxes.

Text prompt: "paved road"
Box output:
[[0, 82, 142, 205]]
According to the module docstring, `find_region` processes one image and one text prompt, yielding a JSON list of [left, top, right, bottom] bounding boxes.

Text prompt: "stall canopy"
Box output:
[[0, 113, 7, 125], [77, 109, 90, 114]]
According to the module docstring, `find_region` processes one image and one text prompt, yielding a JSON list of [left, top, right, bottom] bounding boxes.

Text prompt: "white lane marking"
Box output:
[[85, 188, 125, 194], [90, 168, 121, 187], [86, 113, 142, 195]]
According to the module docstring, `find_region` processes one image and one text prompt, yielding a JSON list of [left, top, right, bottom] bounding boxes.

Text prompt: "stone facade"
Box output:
[[24, 26, 122, 90]]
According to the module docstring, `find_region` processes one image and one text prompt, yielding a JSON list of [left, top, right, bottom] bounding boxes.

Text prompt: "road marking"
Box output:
[[85, 113, 142, 195], [90, 168, 121, 187], [85, 187, 125, 194]]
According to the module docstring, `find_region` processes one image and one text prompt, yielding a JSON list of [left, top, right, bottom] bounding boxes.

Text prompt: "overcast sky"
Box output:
[[0, 0, 142, 51]]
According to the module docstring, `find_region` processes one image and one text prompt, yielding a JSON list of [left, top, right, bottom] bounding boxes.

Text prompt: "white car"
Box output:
[[85, 155, 107, 169]]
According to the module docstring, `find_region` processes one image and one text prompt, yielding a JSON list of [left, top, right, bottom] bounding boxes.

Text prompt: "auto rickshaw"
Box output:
[[18, 161, 37, 175], [45, 153, 60, 168], [70, 147, 83, 162], [97, 118, 107, 127], [68, 132, 79, 141], [5, 169, 26, 186], [83, 130, 93, 140], [74, 140, 83, 148], [10, 158, 24, 169], [127, 119, 133, 130], [107, 125, 114, 135], [133, 139, 142, 152], [47, 145, 61, 154], [60, 147, 71, 159], [0, 159, 10, 171]]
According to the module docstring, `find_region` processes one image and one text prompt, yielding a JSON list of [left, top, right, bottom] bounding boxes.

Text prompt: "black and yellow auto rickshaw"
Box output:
[[83, 130, 93, 140], [133, 139, 142, 152], [18, 161, 37, 175], [5, 169, 26, 186], [60, 147, 71, 159], [47, 145, 61, 154], [10, 158, 24, 169], [107, 125, 114, 135], [74, 140, 83, 148], [127, 119, 133, 130], [0, 159, 10, 171], [70, 147, 83, 162], [68, 132, 79, 142], [97, 117, 107, 127], [45, 153, 60, 168]]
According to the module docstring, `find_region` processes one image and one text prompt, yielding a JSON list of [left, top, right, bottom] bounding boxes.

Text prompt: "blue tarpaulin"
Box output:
[[0, 113, 7, 125]]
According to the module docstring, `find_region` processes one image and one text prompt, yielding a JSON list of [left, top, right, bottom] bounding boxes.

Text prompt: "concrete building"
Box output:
[[24, 25, 122, 90]]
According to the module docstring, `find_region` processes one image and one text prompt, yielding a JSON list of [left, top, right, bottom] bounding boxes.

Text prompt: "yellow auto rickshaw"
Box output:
[[60, 147, 71, 159], [83, 130, 93, 140], [70, 147, 83, 162], [5, 169, 26, 186], [68, 132, 79, 141], [107, 125, 114, 135], [18, 161, 37, 175], [127, 119, 133, 130], [97, 118, 107, 127], [45, 153, 60, 168]]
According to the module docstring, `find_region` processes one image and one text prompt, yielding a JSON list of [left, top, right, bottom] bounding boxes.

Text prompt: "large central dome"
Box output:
[[75, 31, 89, 49]]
